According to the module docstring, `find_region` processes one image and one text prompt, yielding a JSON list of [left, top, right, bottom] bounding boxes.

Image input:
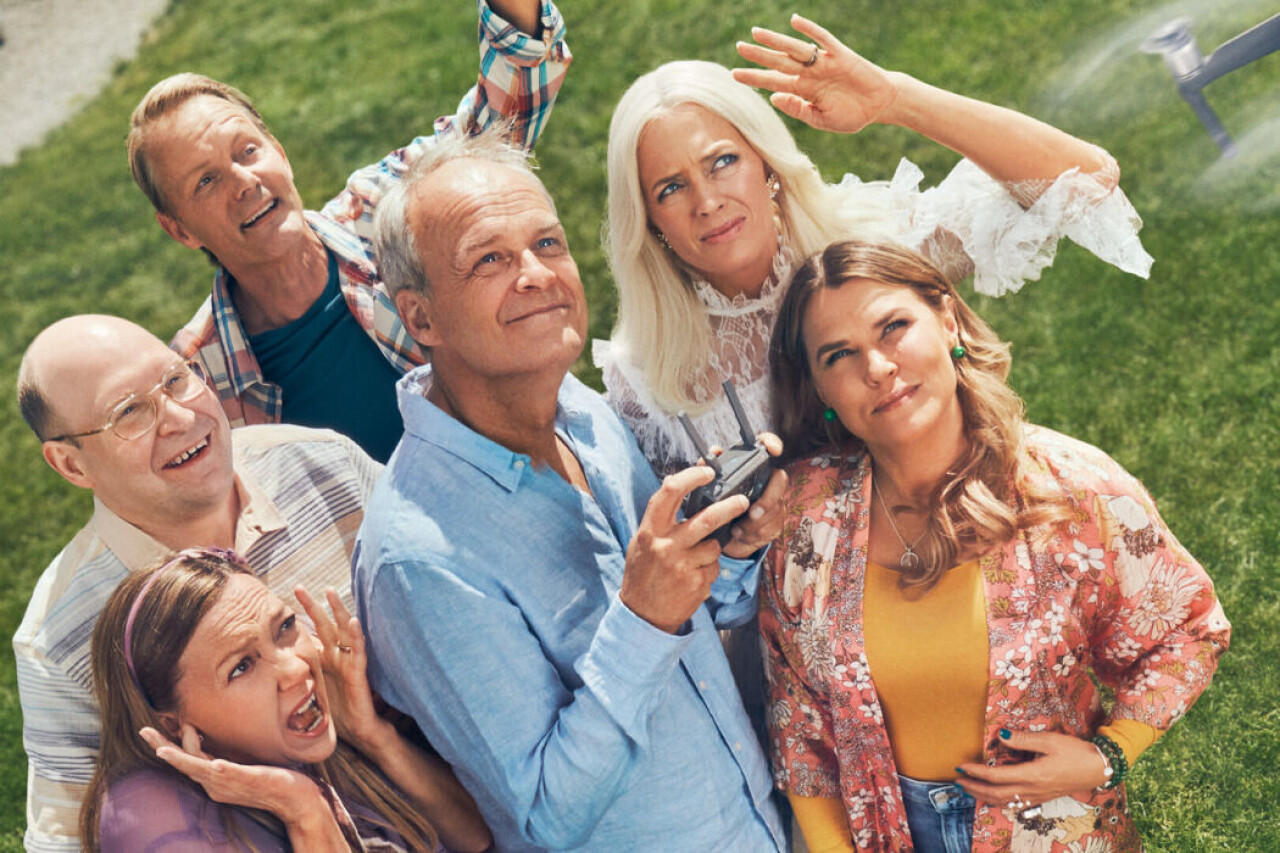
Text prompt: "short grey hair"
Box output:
[[373, 126, 546, 301]]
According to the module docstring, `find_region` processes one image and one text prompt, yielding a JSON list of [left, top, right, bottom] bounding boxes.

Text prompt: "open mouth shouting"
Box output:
[[241, 199, 279, 231], [286, 690, 327, 735], [163, 437, 209, 469]]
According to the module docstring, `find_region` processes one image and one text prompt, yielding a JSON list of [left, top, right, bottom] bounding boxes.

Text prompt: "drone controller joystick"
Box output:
[[677, 380, 773, 546]]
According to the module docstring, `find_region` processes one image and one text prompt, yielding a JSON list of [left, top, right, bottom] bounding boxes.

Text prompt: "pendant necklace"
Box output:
[[872, 477, 927, 572]]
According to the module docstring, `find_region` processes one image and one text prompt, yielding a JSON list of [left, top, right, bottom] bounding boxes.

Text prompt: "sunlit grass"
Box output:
[[1, 0, 1275, 848]]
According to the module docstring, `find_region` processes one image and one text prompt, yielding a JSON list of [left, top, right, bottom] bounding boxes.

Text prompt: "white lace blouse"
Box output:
[[593, 155, 1154, 475]]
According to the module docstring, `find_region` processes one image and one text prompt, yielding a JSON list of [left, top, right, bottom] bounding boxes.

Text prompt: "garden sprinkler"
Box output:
[[1141, 13, 1280, 158]]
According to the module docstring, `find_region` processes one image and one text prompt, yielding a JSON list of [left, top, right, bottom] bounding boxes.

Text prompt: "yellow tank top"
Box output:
[[862, 560, 1161, 781], [863, 560, 989, 780]]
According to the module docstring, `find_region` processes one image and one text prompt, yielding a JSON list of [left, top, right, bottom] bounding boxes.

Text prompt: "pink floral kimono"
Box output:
[[761, 426, 1230, 852]]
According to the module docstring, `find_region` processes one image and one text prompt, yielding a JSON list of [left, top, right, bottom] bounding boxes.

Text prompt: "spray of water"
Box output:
[[1193, 109, 1280, 211], [1038, 0, 1280, 211]]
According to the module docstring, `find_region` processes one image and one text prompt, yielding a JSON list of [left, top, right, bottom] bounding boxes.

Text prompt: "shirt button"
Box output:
[[698, 680, 707, 690], [513, 459, 525, 470], [720, 570, 730, 579], [734, 741, 742, 751]]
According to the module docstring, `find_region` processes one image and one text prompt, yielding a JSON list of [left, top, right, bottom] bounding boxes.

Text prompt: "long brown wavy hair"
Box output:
[[81, 551, 439, 851], [769, 239, 1074, 587]]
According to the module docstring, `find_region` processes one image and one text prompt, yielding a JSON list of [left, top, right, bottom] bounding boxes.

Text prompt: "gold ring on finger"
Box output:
[[336, 643, 353, 653], [802, 44, 820, 66]]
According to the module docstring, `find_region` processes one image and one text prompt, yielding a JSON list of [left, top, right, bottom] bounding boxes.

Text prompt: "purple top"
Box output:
[[98, 766, 414, 852]]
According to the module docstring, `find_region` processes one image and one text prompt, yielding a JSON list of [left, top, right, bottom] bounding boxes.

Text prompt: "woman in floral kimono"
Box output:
[[764, 239, 1229, 852]]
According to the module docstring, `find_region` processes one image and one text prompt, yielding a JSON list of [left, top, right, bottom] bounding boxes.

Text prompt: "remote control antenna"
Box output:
[[722, 381, 756, 447], [677, 411, 722, 475]]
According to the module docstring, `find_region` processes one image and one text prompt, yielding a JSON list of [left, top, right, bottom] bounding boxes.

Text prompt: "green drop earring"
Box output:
[[951, 345, 966, 360], [823, 407, 837, 422]]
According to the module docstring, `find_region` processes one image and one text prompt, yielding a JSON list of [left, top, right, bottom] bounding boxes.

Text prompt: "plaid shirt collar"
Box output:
[[206, 211, 424, 413]]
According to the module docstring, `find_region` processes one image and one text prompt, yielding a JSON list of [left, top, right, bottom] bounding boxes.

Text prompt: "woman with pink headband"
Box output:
[[82, 548, 491, 851]]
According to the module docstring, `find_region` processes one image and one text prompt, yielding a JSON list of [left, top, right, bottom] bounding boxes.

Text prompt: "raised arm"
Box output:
[[734, 14, 1114, 192], [321, 0, 570, 230], [489, 0, 542, 39], [443, 0, 571, 150], [736, 14, 1152, 294]]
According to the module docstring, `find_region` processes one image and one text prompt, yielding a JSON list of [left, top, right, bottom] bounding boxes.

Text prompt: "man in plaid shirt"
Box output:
[[133, 0, 569, 462]]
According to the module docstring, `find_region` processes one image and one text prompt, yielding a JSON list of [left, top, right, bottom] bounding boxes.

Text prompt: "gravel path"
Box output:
[[0, 0, 170, 165]]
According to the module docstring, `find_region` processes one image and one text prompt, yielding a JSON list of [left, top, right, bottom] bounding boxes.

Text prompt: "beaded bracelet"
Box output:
[[1090, 734, 1129, 790]]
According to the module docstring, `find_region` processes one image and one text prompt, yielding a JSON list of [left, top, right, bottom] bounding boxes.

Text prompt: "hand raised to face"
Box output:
[[294, 586, 396, 757], [139, 724, 337, 832]]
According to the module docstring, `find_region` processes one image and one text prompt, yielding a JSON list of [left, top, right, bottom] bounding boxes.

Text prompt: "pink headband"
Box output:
[[123, 546, 248, 706]]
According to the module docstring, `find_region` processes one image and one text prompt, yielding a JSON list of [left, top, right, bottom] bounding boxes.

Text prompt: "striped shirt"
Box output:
[[170, 0, 571, 427], [14, 425, 382, 852]]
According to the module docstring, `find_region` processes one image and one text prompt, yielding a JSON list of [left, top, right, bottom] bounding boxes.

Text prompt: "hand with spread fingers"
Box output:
[[733, 13, 900, 135], [955, 728, 1112, 811], [139, 724, 345, 844], [294, 586, 393, 755]]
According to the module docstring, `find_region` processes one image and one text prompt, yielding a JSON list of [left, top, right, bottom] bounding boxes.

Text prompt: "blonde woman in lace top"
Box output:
[[594, 14, 1153, 474]]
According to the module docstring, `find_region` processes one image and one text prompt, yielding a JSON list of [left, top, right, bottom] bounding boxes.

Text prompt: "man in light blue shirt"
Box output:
[[353, 132, 788, 851]]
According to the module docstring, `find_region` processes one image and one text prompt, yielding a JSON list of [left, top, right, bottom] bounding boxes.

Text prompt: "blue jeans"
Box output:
[[898, 774, 975, 853]]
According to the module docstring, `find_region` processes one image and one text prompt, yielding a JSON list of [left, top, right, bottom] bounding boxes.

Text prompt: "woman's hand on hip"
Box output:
[[955, 729, 1112, 808]]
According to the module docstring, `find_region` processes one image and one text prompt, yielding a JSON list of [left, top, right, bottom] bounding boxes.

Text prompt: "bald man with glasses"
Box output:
[[41, 360, 208, 444], [14, 314, 383, 852]]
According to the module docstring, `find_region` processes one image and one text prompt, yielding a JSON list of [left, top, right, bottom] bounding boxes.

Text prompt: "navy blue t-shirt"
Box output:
[[249, 252, 404, 462]]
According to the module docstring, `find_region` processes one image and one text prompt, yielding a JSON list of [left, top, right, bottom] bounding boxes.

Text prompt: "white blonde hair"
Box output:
[[604, 60, 886, 415]]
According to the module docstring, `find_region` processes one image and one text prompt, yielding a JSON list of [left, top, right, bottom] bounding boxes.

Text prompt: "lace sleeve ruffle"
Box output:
[[834, 151, 1154, 296]]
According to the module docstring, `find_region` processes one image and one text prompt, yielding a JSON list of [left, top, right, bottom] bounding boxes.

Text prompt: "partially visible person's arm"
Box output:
[[960, 439, 1230, 806], [789, 794, 855, 853], [140, 725, 350, 852], [447, 0, 571, 150], [489, 0, 542, 39], [15, 567, 103, 853], [1097, 718, 1163, 767], [322, 0, 570, 232], [735, 14, 1153, 294], [734, 14, 1111, 191]]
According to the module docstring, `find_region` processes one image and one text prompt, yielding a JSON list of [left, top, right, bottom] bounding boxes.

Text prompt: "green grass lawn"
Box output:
[[2, 0, 1276, 849]]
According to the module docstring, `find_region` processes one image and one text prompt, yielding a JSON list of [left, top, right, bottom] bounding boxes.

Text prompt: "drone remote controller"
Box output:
[[677, 381, 772, 545]]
